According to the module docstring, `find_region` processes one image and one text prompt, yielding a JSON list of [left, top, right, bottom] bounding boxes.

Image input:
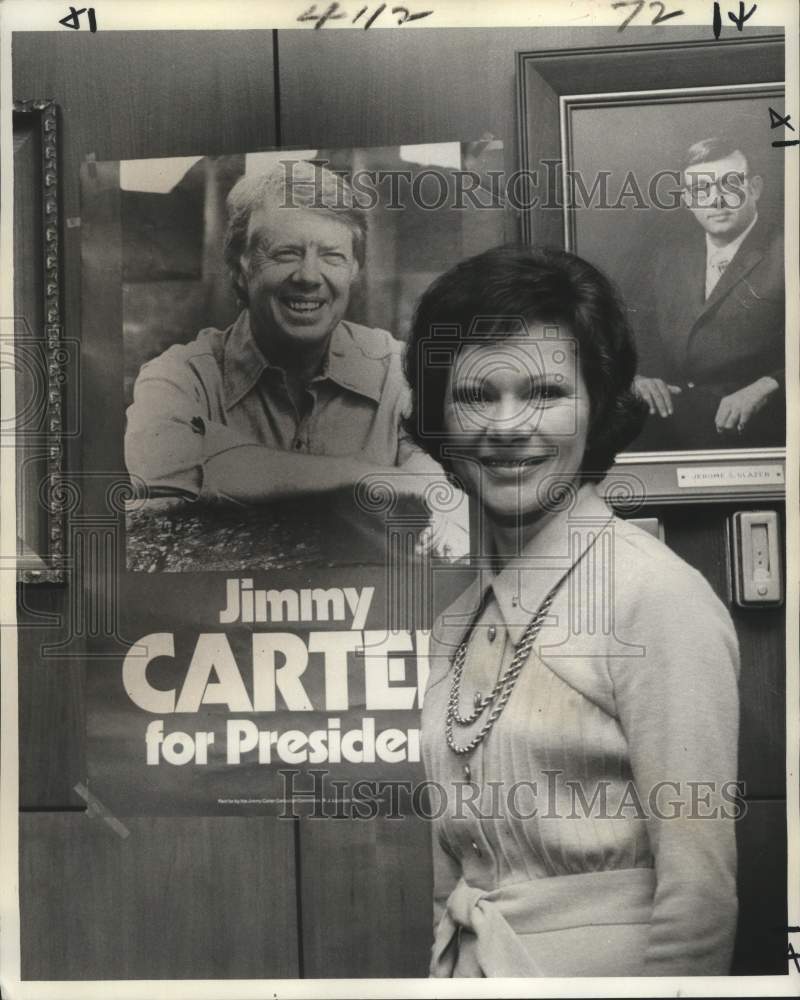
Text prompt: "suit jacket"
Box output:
[[630, 216, 785, 395]]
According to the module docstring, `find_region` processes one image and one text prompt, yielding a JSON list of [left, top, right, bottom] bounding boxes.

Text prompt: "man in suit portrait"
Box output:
[[630, 136, 784, 451]]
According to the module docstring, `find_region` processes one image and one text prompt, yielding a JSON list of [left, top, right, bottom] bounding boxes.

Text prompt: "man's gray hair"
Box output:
[[224, 160, 367, 304]]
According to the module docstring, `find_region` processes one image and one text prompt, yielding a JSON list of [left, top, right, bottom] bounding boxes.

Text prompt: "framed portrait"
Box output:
[[11, 100, 69, 582], [517, 35, 786, 503]]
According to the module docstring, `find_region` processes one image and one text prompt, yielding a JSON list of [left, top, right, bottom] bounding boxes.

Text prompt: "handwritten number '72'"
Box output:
[[613, 1, 684, 31]]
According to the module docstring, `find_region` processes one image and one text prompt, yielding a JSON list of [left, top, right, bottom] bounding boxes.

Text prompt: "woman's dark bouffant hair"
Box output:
[[403, 244, 648, 483]]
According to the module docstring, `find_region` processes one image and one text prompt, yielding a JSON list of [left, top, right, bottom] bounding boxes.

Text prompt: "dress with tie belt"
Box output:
[[421, 484, 740, 977]]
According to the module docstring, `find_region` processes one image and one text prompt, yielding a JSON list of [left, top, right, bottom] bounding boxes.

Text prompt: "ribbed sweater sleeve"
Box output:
[[608, 555, 740, 976]]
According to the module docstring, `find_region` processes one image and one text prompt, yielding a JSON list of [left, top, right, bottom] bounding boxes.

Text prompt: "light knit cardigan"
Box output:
[[421, 483, 740, 977]]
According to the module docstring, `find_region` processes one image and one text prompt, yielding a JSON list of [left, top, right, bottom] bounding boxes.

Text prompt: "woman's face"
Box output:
[[443, 325, 591, 527]]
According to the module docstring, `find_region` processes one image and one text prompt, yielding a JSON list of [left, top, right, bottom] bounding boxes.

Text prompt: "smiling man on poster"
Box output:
[[631, 136, 785, 451], [125, 161, 454, 516]]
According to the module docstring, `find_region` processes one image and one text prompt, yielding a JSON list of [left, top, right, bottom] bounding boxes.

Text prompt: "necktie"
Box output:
[[707, 256, 729, 298]]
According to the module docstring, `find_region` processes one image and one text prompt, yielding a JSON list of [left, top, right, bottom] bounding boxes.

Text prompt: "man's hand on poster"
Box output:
[[357, 468, 469, 560], [714, 376, 780, 435], [392, 471, 469, 559], [633, 375, 682, 418], [413, 508, 470, 560]]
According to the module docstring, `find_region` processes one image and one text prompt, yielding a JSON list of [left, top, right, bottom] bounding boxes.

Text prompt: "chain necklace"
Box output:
[[445, 553, 589, 757]]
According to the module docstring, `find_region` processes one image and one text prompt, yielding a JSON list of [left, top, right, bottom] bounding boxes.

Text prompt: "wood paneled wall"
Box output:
[[20, 814, 299, 979], [14, 29, 279, 809], [14, 24, 787, 981]]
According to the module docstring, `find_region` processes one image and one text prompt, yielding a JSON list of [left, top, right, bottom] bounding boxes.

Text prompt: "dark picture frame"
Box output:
[[12, 100, 66, 582], [516, 35, 786, 504]]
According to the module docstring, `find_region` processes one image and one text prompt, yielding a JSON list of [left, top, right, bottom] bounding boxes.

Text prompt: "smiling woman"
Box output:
[[405, 244, 647, 493], [404, 245, 742, 978], [443, 332, 590, 529]]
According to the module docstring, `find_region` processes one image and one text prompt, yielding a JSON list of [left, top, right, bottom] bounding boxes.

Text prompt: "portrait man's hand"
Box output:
[[714, 376, 779, 434], [633, 375, 682, 418]]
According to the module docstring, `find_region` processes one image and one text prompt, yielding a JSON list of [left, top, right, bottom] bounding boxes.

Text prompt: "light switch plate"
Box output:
[[729, 511, 783, 608]]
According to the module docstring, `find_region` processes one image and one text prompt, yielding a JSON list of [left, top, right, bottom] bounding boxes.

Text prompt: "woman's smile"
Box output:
[[478, 452, 553, 473], [444, 326, 590, 529]]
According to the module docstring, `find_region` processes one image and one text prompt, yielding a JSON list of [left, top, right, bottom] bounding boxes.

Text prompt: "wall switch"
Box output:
[[729, 511, 783, 608]]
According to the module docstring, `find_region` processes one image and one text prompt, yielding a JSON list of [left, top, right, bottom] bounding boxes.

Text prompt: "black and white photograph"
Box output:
[[1, 4, 797, 998], [88, 143, 504, 571], [561, 84, 785, 454]]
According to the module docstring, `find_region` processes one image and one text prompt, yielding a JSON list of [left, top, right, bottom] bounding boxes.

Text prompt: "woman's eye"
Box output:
[[530, 381, 563, 404], [452, 381, 566, 408], [453, 384, 486, 406]]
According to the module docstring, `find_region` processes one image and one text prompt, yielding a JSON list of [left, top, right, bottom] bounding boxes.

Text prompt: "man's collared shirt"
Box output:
[[125, 311, 423, 498], [704, 211, 758, 299]]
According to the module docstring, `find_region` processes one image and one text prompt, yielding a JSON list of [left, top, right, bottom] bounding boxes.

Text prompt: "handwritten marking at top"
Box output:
[[297, 2, 433, 28], [713, 2, 757, 39], [390, 5, 433, 24], [787, 928, 800, 974], [298, 2, 346, 27], [59, 5, 97, 31], [364, 3, 386, 29], [769, 107, 796, 132], [769, 107, 800, 149], [612, 1, 684, 31]]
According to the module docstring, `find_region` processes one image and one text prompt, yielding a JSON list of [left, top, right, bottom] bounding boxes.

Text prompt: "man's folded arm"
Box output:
[[200, 446, 399, 505], [124, 361, 210, 497], [125, 361, 407, 504]]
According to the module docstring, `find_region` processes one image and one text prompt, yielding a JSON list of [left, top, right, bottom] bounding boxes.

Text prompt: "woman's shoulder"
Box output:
[[611, 515, 722, 605], [608, 516, 739, 671]]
